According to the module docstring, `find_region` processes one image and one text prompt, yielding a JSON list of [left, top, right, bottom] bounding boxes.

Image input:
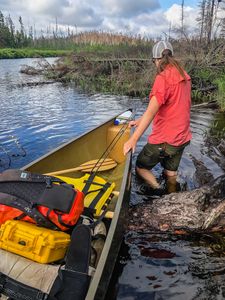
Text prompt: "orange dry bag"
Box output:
[[0, 169, 84, 231]]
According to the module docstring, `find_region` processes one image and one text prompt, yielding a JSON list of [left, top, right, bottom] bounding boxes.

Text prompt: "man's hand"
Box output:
[[124, 96, 160, 155], [123, 137, 137, 155], [128, 118, 141, 128]]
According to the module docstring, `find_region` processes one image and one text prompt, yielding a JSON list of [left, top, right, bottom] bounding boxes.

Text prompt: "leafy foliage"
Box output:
[[214, 75, 225, 111]]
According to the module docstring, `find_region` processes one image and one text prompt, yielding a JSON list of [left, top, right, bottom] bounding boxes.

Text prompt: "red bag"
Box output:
[[0, 169, 84, 231]]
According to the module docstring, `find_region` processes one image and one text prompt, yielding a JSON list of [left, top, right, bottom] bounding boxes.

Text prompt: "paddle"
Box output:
[[45, 158, 117, 176]]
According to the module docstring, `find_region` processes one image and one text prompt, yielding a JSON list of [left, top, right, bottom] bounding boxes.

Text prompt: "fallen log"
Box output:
[[192, 100, 218, 109], [16, 81, 55, 87]]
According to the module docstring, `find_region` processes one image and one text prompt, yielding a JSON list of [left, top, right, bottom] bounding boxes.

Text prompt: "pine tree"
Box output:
[[0, 11, 6, 47], [6, 15, 15, 47]]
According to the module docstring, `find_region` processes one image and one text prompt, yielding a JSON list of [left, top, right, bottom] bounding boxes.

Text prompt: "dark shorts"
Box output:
[[136, 141, 190, 171]]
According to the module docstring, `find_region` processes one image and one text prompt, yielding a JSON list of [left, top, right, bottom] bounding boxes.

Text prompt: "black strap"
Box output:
[[0, 169, 65, 185], [57, 215, 74, 229], [65, 224, 91, 273], [15, 199, 57, 230], [49, 224, 92, 300], [0, 272, 52, 300], [92, 233, 106, 241], [0, 193, 57, 230], [89, 208, 109, 229], [82, 178, 111, 211], [82, 173, 95, 194], [88, 182, 111, 210]]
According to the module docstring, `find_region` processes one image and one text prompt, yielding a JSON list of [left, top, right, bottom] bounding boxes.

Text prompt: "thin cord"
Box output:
[[82, 112, 134, 193], [91, 112, 134, 175]]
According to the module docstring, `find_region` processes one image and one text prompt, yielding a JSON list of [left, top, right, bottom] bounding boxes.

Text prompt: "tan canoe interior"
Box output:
[[24, 119, 131, 214]]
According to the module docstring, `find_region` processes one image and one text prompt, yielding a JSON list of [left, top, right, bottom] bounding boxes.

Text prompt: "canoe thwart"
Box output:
[[101, 211, 114, 219], [112, 191, 120, 197]]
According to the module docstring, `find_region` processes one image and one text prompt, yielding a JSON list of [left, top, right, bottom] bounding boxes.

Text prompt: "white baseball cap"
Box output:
[[152, 40, 174, 59]]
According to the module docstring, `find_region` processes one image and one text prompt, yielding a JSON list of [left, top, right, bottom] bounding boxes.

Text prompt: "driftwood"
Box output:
[[20, 58, 54, 75], [192, 100, 218, 109], [198, 85, 217, 92], [20, 65, 41, 75]]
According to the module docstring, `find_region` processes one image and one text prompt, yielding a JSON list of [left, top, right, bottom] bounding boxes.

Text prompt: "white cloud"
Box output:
[[26, 0, 69, 16], [1, 0, 200, 37], [164, 4, 198, 31]]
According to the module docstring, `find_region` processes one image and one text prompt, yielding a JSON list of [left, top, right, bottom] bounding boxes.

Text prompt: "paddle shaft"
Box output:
[[46, 111, 133, 176], [45, 159, 116, 176]]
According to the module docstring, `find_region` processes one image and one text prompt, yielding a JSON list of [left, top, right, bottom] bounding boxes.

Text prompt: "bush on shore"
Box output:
[[0, 48, 71, 59]]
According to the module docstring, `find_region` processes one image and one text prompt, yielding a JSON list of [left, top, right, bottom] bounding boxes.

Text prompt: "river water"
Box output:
[[1, 58, 225, 299]]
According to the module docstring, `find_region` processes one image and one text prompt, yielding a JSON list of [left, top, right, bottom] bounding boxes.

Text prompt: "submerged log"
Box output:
[[16, 81, 55, 87]]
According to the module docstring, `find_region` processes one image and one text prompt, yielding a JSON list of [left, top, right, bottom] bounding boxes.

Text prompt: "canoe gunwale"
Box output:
[[85, 150, 132, 300]]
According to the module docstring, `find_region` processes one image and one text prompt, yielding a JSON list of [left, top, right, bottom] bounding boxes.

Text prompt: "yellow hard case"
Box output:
[[0, 220, 71, 264]]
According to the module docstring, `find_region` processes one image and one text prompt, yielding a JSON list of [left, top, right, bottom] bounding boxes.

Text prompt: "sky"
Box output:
[[0, 0, 224, 38]]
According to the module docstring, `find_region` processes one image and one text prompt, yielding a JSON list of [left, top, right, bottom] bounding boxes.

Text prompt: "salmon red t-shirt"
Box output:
[[148, 65, 192, 146]]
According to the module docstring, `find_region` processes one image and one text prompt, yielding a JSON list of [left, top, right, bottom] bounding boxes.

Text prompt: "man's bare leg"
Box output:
[[136, 166, 160, 189], [164, 169, 177, 193]]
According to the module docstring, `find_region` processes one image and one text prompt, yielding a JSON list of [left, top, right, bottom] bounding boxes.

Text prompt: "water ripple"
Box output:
[[0, 58, 134, 170]]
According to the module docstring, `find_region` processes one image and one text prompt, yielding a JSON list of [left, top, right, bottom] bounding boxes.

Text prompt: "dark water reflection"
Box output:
[[1, 58, 225, 300], [114, 232, 225, 300]]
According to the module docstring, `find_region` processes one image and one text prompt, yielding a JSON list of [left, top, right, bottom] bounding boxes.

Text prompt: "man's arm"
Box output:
[[123, 96, 160, 154]]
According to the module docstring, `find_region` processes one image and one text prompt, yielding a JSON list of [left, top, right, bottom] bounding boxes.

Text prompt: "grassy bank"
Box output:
[[0, 48, 72, 59], [17, 40, 225, 111], [0, 43, 151, 59], [45, 45, 225, 109]]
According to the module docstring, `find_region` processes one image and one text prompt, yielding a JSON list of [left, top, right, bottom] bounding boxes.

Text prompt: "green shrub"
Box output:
[[0, 48, 71, 59], [214, 75, 225, 111]]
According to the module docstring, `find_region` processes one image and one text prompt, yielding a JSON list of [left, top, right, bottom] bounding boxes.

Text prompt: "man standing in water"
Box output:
[[123, 41, 192, 195]]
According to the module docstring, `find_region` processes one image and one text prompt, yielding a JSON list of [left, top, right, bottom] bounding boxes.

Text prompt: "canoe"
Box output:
[[17, 110, 132, 299]]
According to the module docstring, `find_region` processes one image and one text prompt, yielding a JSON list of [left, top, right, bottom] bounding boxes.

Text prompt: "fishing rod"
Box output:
[[91, 111, 134, 173], [93, 125, 128, 171], [82, 111, 134, 193]]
